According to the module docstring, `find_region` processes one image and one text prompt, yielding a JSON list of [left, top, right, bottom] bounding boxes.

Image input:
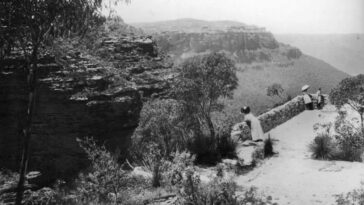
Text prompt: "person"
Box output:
[[241, 106, 265, 142], [302, 85, 313, 110], [316, 88, 323, 109]]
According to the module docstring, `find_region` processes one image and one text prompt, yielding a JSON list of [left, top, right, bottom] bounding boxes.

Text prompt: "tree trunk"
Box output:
[[15, 46, 38, 205], [205, 114, 215, 139]]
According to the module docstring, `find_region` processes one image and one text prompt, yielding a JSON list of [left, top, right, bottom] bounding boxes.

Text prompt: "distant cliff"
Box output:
[[134, 19, 293, 64], [133, 19, 348, 116]]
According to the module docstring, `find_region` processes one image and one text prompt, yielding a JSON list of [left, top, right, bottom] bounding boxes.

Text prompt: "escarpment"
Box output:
[[0, 34, 174, 184]]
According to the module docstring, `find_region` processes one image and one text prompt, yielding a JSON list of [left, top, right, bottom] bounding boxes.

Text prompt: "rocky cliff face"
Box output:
[[0, 34, 173, 184], [155, 31, 280, 63], [133, 19, 301, 64]]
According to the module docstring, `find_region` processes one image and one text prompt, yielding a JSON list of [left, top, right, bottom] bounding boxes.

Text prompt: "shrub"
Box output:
[[336, 183, 364, 205], [334, 112, 364, 162], [335, 132, 364, 162], [71, 137, 129, 204], [176, 167, 266, 205], [188, 135, 221, 165], [214, 111, 238, 159], [264, 135, 274, 158], [161, 151, 196, 188], [251, 147, 265, 166], [132, 99, 189, 159], [330, 74, 364, 129], [309, 133, 337, 160], [286, 48, 302, 59], [310, 117, 364, 162]]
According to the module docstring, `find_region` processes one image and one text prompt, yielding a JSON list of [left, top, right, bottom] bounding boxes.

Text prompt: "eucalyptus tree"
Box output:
[[330, 74, 364, 129], [172, 53, 238, 140], [0, 0, 128, 203]]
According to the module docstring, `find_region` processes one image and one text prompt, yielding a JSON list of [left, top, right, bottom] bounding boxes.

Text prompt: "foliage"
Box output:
[[264, 135, 274, 158], [333, 111, 364, 162], [71, 137, 129, 204], [252, 147, 265, 166], [24, 187, 57, 205], [330, 74, 364, 128], [132, 99, 189, 158], [286, 48, 302, 59], [336, 182, 364, 205], [172, 52, 238, 139], [309, 133, 338, 160], [214, 111, 239, 159], [0, 1, 128, 203], [133, 53, 239, 165], [160, 151, 196, 189], [266, 83, 284, 99], [175, 167, 266, 205], [310, 114, 364, 162]]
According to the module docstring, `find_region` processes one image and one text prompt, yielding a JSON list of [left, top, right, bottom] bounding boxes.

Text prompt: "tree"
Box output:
[[266, 83, 285, 100], [132, 99, 192, 158], [104, 0, 131, 18], [330, 74, 364, 129], [172, 53, 238, 140], [0, 0, 128, 204]]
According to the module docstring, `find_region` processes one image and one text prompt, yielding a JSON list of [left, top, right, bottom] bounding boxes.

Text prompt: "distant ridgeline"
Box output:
[[231, 94, 329, 141], [133, 19, 302, 64]]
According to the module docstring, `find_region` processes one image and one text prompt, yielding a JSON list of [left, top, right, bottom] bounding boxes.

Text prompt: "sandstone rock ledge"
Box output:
[[0, 35, 174, 184]]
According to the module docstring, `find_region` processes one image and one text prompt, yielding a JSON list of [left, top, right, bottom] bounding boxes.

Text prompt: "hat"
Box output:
[[301, 85, 310, 91], [241, 106, 250, 114]]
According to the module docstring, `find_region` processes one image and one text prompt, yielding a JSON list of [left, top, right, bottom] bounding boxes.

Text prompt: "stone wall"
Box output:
[[231, 94, 329, 142]]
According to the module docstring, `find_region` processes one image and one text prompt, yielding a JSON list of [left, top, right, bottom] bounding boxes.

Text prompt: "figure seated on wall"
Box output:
[[240, 106, 265, 142]]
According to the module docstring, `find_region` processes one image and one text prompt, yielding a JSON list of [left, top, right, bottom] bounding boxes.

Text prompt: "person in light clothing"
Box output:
[[316, 88, 323, 109], [302, 85, 313, 110], [241, 106, 265, 142]]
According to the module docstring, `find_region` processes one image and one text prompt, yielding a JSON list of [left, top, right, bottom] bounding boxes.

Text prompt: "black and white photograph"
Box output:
[[1, 0, 364, 204]]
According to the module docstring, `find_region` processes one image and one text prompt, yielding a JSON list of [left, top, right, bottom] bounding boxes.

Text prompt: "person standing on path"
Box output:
[[316, 88, 323, 109], [302, 85, 313, 110]]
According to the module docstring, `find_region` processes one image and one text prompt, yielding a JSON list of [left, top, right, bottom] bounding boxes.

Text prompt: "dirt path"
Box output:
[[235, 107, 364, 205]]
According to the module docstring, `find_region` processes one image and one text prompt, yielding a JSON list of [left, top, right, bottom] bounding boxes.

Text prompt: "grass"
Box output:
[[309, 133, 337, 160]]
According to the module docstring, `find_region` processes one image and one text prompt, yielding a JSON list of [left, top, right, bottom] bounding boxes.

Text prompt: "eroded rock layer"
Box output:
[[0, 35, 173, 184]]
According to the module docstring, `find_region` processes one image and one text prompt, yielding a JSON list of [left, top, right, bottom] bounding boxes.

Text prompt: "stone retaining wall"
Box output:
[[231, 94, 329, 141]]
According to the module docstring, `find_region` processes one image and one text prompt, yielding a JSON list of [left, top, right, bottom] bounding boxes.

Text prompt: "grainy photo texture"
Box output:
[[0, 0, 363, 204]]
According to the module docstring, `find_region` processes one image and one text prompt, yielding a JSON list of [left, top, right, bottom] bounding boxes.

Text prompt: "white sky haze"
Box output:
[[114, 0, 364, 34]]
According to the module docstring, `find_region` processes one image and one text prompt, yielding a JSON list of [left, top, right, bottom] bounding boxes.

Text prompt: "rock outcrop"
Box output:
[[0, 34, 174, 184], [154, 31, 280, 64]]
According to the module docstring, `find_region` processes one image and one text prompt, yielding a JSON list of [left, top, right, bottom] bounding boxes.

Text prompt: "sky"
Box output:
[[112, 0, 364, 34]]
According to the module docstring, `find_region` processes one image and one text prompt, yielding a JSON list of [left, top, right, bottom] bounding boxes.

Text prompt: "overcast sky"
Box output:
[[113, 0, 364, 34]]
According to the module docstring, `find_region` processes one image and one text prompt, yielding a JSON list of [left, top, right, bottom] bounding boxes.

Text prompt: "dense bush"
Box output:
[[309, 133, 338, 160], [334, 111, 364, 162], [336, 183, 364, 205], [72, 137, 129, 204], [264, 135, 274, 158], [132, 99, 190, 159], [310, 113, 364, 162], [330, 74, 364, 129], [132, 53, 239, 166], [286, 48, 302, 59], [175, 165, 266, 205]]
